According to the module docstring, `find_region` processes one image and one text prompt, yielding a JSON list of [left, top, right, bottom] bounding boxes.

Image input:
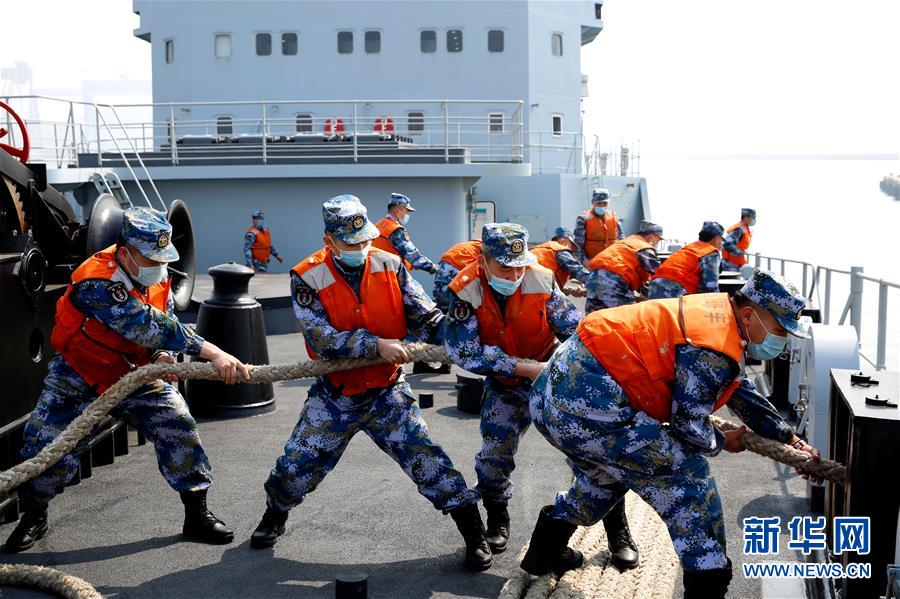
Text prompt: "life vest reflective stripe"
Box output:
[[580, 210, 619, 259], [292, 247, 407, 396], [449, 261, 557, 385], [530, 241, 570, 288], [50, 245, 170, 393], [722, 222, 752, 266], [246, 227, 272, 263], [588, 235, 654, 291], [440, 240, 483, 271], [373, 216, 413, 270], [577, 293, 745, 423], [651, 241, 719, 294]]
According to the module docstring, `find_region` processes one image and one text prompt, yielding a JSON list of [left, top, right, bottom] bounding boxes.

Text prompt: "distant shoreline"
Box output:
[[644, 154, 899, 161]]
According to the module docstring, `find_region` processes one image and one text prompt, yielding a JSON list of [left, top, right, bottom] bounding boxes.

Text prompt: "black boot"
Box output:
[[412, 362, 451, 375], [449, 503, 493, 572], [602, 499, 639, 570], [5, 506, 48, 553], [250, 506, 289, 549], [520, 506, 584, 576], [483, 500, 510, 554], [180, 490, 234, 544], [682, 559, 733, 599]]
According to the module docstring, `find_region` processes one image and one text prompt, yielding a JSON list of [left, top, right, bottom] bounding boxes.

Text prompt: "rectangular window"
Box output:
[[214, 34, 232, 58], [407, 111, 424, 134], [295, 114, 313, 132], [256, 32, 272, 56], [364, 30, 381, 54], [216, 116, 233, 136], [165, 39, 174, 63], [337, 31, 353, 54], [551, 32, 563, 56], [420, 30, 436, 53], [488, 112, 504, 134], [595, 3, 603, 19], [447, 29, 463, 52], [282, 32, 298, 55], [552, 114, 563, 136], [488, 29, 504, 53]]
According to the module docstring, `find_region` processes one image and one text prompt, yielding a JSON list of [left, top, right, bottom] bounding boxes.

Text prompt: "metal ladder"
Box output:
[[91, 172, 133, 208]]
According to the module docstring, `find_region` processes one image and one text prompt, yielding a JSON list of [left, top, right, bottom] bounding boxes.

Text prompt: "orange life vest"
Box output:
[[588, 235, 655, 291], [722, 222, 752, 266], [530, 241, 571, 288], [580, 210, 620, 259], [651, 241, 719, 294], [373, 216, 413, 270], [50, 245, 170, 393], [578, 293, 744, 423], [449, 261, 557, 386], [440, 240, 483, 271], [246, 227, 272, 263], [292, 247, 407, 396]]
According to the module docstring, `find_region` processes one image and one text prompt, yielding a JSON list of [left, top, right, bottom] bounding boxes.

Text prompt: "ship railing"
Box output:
[[584, 134, 642, 178], [527, 131, 584, 174], [1, 95, 164, 210], [748, 252, 898, 371], [3, 96, 527, 166]]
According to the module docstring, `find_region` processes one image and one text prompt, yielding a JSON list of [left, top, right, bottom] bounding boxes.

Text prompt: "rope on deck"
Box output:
[[0, 342, 846, 597], [0, 564, 102, 599]]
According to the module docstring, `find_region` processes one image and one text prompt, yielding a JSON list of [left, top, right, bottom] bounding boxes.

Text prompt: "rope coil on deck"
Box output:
[[0, 342, 846, 597]]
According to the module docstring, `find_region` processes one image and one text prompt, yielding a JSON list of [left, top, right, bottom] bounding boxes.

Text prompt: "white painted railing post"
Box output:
[[849, 266, 864, 340]]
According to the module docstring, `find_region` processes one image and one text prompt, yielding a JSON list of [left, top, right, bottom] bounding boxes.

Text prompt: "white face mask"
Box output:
[[123, 248, 168, 287]]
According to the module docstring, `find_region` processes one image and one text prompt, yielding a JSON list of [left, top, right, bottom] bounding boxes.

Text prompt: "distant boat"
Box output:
[[879, 173, 900, 199]]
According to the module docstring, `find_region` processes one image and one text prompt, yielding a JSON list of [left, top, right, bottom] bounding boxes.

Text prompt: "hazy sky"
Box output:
[[3, 0, 898, 156]]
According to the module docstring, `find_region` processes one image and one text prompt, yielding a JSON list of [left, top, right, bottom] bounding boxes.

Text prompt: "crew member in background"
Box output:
[[5, 208, 250, 553], [251, 196, 492, 572], [585, 221, 663, 313], [574, 188, 623, 263], [647, 221, 724, 299], [432, 239, 482, 312], [443, 224, 644, 568], [721, 208, 756, 272], [244, 210, 284, 272], [373, 192, 438, 274], [520, 271, 822, 599], [530, 226, 591, 289]]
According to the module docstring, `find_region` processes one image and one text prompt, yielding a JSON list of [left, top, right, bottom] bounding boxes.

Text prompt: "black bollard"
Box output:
[[418, 393, 434, 409], [335, 572, 367, 599], [185, 262, 275, 416], [455, 373, 484, 415]]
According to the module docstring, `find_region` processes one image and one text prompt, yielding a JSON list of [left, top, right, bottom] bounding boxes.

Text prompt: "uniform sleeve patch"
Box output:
[[401, 230, 410, 242], [296, 287, 314, 307], [109, 282, 129, 303], [452, 301, 473, 322]]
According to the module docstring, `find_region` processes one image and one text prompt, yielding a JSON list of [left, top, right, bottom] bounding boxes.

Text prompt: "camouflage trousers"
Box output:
[[475, 377, 532, 504], [646, 277, 687, 299], [528, 337, 729, 572], [431, 261, 460, 312], [585, 269, 635, 313], [264, 377, 479, 513], [18, 354, 212, 509], [720, 260, 741, 273]]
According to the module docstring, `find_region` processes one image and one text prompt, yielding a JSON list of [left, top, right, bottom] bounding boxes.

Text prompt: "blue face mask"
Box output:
[[749, 218, 757, 226], [745, 309, 787, 361], [330, 237, 370, 268], [400, 214, 410, 225], [256, 219, 266, 229], [593, 206, 607, 217], [124, 249, 168, 287], [484, 261, 523, 296]]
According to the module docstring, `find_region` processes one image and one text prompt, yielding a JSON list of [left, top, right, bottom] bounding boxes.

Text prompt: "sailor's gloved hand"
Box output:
[[790, 437, 822, 483], [153, 352, 179, 383], [723, 425, 747, 453]]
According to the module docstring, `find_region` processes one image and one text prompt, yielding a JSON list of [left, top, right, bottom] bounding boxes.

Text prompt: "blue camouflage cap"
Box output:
[[252, 210, 265, 219], [121, 207, 179, 263], [700, 221, 724, 237], [322, 194, 380, 245], [742, 208, 757, 218], [481, 222, 537, 268], [388, 192, 415, 211], [552, 226, 575, 243], [639, 220, 664, 236], [739, 270, 808, 338], [591, 187, 610, 202]]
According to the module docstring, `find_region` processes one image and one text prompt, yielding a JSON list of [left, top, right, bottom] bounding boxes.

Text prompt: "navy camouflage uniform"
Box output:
[[573, 213, 624, 264], [244, 210, 280, 272], [529, 270, 805, 572], [380, 193, 437, 273], [444, 224, 582, 504], [263, 196, 478, 513], [585, 223, 662, 313], [548, 227, 591, 285], [721, 209, 755, 273], [18, 208, 211, 510], [432, 260, 461, 311], [646, 254, 720, 299]]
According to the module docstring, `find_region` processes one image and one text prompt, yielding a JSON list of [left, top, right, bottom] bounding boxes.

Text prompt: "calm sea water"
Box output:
[[640, 157, 900, 368]]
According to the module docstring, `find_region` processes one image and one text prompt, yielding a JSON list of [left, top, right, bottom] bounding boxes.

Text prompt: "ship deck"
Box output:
[[0, 318, 812, 598]]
